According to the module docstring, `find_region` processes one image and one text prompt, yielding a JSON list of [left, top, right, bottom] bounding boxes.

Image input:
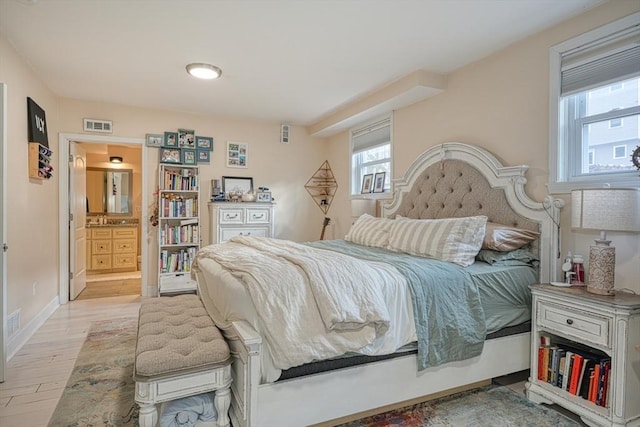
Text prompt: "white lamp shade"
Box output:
[[571, 188, 640, 232]]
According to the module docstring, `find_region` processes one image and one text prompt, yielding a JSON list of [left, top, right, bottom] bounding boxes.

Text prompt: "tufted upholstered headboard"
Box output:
[[382, 142, 564, 283]]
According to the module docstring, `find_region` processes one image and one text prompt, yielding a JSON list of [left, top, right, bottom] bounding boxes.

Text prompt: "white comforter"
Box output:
[[194, 237, 416, 379]]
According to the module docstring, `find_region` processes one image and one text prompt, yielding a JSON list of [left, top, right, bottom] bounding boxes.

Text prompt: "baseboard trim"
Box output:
[[7, 296, 59, 360]]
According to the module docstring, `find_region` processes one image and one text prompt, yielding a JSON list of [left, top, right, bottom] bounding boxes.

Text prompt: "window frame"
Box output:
[[349, 114, 393, 199], [613, 145, 627, 160], [548, 12, 640, 194]]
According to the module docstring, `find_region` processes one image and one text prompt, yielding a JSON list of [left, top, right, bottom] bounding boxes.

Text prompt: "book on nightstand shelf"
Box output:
[[536, 339, 611, 408]]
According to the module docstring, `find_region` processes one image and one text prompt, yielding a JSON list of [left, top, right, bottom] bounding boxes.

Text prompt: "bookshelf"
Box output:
[[526, 284, 640, 427], [157, 164, 200, 295]]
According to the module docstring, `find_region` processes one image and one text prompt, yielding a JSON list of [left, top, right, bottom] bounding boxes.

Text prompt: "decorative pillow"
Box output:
[[482, 222, 540, 252], [345, 214, 392, 248], [476, 248, 539, 266], [388, 215, 488, 267]]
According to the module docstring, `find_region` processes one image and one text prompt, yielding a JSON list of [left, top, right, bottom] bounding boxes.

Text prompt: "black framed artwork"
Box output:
[[27, 97, 49, 147]]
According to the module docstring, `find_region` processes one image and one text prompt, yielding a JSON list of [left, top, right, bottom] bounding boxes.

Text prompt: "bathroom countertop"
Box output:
[[86, 223, 138, 228]]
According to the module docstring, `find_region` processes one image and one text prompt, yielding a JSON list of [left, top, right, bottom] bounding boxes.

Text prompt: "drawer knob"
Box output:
[[566, 319, 574, 325]]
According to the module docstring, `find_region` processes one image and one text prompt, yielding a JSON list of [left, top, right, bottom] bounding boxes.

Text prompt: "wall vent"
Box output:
[[280, 123, 290, 144], [7, 309, 20, 338], [83, 118, 113, 133]]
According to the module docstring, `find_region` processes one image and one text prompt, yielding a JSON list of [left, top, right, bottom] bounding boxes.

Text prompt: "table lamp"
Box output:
[[571, 188, 640, 295], [351, 198, 377, 221]]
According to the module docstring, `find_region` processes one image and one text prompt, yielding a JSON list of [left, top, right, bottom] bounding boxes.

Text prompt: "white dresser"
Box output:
[[208, 202, 275, 244]]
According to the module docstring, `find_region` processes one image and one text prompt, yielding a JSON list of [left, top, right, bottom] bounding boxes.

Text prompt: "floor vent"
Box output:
[[83, 118, 113, 133], [8, 309, 20, 338]]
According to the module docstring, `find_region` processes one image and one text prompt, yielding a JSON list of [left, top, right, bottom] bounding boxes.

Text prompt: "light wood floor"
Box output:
[[0, 295, 142, 427]]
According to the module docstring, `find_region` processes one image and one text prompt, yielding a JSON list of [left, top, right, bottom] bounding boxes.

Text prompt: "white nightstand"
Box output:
[[526, 284, 640, 427]]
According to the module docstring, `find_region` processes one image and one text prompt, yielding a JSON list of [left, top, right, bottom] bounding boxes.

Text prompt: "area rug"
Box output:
[[48, 317, 139, 427], [337, 384, 580, 427], [49, 317, 579, 427]]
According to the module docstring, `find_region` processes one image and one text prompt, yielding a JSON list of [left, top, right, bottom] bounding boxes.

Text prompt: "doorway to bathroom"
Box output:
[[58, 133, 149, 304]]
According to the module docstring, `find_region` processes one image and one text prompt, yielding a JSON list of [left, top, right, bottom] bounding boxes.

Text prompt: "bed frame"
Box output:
[[222, 142, 564, 427]]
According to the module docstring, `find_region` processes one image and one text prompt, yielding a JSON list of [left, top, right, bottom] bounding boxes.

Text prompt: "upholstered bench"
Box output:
[[134, 295, 232, 427]]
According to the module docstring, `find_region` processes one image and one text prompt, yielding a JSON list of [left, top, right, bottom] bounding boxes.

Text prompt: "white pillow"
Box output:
[[388, 216, 488, 267], [345, 214, 392, 248]]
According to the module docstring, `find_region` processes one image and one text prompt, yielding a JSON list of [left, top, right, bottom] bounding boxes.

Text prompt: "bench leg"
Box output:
[[215, 386, 231, 427], [138, 402, 158, 427]]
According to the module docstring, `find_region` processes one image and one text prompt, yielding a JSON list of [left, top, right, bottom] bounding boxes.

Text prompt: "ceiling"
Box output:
[[0, 0, 606, 128]]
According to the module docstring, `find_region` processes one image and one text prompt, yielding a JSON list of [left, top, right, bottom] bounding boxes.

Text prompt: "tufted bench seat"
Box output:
[[134, 294, 232, 427]]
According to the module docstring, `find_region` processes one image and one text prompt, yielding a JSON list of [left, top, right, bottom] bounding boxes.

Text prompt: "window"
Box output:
[[549, 12, 640, 193], [608, 117, 622, 128], [350, 116, 392, 196], [613, 145, 626, 159]]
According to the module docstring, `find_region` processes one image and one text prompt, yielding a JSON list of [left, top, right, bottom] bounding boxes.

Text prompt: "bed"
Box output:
[[192, 142, 564, 427]]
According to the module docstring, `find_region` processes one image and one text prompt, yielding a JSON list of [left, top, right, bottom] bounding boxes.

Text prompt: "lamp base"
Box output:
[[587, 241, 615, 296]]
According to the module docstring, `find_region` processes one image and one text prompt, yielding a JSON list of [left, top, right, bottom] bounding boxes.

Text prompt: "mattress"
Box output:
[[194, 240, 536, 383]]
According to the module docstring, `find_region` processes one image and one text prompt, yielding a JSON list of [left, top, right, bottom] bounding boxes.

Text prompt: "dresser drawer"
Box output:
[[220, 228, 267, 242], [537, 300, 610, 347], [91, 228, 112, 239], [113, 254, 136, 269], [113, 227, 136, 238], [220, 209, 244, 224], [91, 254, 112, 270], [246, 208, 270, 224], [92, 240, 112, 254], [113, 239, 136, 253]]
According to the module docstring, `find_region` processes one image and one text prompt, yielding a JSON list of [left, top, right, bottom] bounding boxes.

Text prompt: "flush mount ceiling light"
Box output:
[[186, 63, 222, 80], [110, 156, 123, 163]]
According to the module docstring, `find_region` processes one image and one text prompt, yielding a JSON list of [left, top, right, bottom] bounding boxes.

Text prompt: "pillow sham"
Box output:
[[345, 214, 392, 248], [476, 248, 539, 266], [482, 222, 540, 252], [388, 215, 488, 267]]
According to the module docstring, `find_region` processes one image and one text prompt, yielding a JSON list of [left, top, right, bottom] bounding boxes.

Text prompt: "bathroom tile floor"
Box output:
[[75, 278, 141, 300]]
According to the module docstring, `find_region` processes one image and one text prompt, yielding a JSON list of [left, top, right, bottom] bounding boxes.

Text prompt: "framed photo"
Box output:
[[181, 148, 197, 166], [227, 141, 248, 168], [163, 131, 178, 147], [361, 173, 373, 194], [160, 148, 181, 164], [145, 133, 163, 147], [196, 136, 214, 150], [197, 149, 210, 163], [256, 191, 272, 202], [178, 128, 195, 148], [222, 176, 253, 194], [373, 172, 386, 193]]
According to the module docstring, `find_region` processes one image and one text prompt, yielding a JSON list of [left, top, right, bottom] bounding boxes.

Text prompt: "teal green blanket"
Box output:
[[308, 240, 486, 370]]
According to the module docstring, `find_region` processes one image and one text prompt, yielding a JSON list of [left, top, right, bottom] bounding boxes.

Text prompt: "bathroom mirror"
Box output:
[[86, 167, 133, 215]]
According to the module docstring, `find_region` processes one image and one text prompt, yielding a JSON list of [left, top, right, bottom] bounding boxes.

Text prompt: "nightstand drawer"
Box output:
[[220, 228, 267, 242], [246, 208, 270, 224], [220, 209, 244, 224], [537, 300, 610, 347]]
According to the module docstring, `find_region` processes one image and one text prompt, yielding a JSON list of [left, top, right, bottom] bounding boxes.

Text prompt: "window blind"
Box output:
[[352, 118, 391, 154], [560, 27, 640, 96]]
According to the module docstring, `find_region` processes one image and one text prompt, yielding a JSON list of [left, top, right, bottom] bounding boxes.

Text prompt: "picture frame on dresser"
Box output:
[[256, 191, 272, 202], [222, 176, 253, 194]]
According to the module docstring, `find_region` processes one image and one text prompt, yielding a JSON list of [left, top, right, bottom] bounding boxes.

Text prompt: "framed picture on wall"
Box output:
[[160, 148, 181, 164], [373, 172, 386, 193], [145, 133, 163, 147], [226, 141, 248, 168], [181, 148, 197, 166], [197, 149, 210, 163], [178, 129, 195, 148], [196, 136, 214, 150], [361, 173, 373, 194], [163, 131, 178, 147]]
